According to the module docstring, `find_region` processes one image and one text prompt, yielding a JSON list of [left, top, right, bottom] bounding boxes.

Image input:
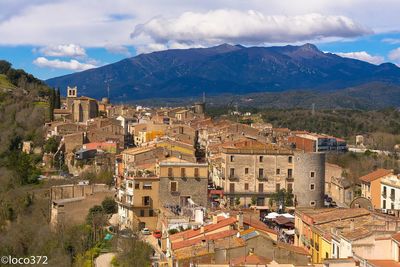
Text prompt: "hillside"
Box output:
[[46, 44, 400, 102]]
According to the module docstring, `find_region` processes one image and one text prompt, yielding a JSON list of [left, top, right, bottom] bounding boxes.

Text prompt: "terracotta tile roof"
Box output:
[[231, 254, 272, 266], [359, 169, 392, 183], [172, 229, 237, 250], [367, 260, 400, 267], [276, 242, 310, 256], [243, 216, 277, 235], [170, 217, 237, 241], [392, 232, 400, 243], [297, 208, 370, 225]]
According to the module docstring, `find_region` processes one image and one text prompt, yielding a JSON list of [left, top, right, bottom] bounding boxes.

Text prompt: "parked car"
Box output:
[[141, 228, 151, 235], [153, 230, 162, 239]]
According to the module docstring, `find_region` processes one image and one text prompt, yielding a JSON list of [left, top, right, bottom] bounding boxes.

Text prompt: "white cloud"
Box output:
[[39, 44, 86, 57], [335, 51, 385, 65], [131, 10, 370, 52], [388, 48, 400, 61], [382, 38, 400, 44], [33, 57, 97, 71], [104, 44, 131, 56]]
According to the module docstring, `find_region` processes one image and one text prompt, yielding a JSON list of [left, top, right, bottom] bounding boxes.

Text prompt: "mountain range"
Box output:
[[46, 43, 400, 103]]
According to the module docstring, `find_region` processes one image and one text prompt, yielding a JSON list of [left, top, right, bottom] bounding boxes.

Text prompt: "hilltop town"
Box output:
[[24, 86, 399, 267]]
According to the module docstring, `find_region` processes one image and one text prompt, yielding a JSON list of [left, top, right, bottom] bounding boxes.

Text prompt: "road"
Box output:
[[95, 252, 115, 267]]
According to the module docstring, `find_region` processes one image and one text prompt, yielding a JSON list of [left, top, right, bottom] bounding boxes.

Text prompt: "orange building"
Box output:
[[360, 169, 393, 209]]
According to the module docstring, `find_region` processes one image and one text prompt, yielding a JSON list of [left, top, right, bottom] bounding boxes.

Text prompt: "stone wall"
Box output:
[[159, 177, 208, 208], [293, 151, 325, 208]]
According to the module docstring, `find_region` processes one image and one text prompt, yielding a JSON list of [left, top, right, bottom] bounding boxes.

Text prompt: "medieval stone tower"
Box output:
[[293, 151, 325, 208]]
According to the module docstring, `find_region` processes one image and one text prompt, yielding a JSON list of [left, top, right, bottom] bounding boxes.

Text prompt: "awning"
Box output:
[[283, 229, 295, 235]]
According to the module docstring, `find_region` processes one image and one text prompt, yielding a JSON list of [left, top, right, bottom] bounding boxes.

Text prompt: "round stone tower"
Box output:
[[293, 151, 325, 208]]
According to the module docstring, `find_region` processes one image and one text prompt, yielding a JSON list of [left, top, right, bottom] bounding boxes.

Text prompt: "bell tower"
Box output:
[[67, 86, 77, 98]]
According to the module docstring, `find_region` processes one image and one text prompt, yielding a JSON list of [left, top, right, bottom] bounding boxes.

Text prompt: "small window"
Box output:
[[276, 183, 281, 192], [258, 168, 264, 179], [143, 182, 152, 190], [310, 171, 315, 178], [259, 156, 263, 162], [194, 168, 199, 178], [168, 167, 173, 177], [135, 182, 140, 189], [140, 209, 145, 217], [287, 183, 293, 192], [288, 156, 293, 163], [149, 209, 154, 217], [230, 155, 235, 162], [230, 183, 235, 193], [143, 196, 150, 206], [230, 168, 235, 178], [181, 168, 186, 178], [276, 168, 280, 175], [245, 183, 249, 190], [288, 169, 293, 178], [258, 183, 264, 193], [310, 184, 315, 190], [310, 201, 316, 206], [245, 168, 249, 174], [128, 182, 133, 188], [170, 181, 178, 192]]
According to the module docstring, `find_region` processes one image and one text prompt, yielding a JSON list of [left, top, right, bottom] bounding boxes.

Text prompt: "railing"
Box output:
[[287, 176, 294, 181], [257, 175, 267, 181], [228, 175, 239, 180]]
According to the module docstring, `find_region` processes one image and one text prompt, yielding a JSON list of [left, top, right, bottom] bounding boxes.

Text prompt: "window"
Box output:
[[258, 183, 264, 193], [181, 168, 186, 178], [229, 183, 235, 193], [230, 168, 235, 178], [287, 183, 293, 192], [383, 186, 387, 197], [325, 252, 328, 259], [230, 155, 235, 162], [170, 181, 178, 192], [143, 196, 151, 206], [258, 168, 264, 179], [310, 201, 316, 206], [383, 199, 386, 209], [128, 182, 133, 188], [276, 183, 280, 192], [194, 168, 199, 178], [288, 169, 293, 178], [310, 171, 315, 178], [391, 188, 395, 200], [288, 156, 293, 163], [168, 167, 173, 177], [245, 183, 249, 190], [310, 183, 315, 190], [149, 209, 154, 217], [245, 168, 249, 174], [135, 182, 140, 189], [143, 182, 152, 190], [276, 168, 280, 175], [391, 203, 395, 210], [140, 209, 145, 217], [259, 156, 263, 162]]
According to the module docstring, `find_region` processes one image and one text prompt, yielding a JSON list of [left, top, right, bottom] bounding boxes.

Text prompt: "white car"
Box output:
[[141, 228, 151, 235]]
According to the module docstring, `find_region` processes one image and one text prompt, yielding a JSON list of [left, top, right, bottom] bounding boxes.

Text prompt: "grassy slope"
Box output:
[[0, 74, 16, 89]]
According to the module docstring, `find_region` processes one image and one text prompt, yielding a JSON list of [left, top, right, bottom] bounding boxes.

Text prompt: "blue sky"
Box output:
[[1, 0, 400, 80]]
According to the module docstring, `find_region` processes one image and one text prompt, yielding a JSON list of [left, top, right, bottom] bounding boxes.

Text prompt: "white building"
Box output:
[[381, 174, 400, 211]]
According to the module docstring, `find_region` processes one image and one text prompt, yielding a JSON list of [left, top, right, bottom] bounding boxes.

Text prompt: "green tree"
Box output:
[[44, 137, 59, 153], [101, 197, 117, 214]]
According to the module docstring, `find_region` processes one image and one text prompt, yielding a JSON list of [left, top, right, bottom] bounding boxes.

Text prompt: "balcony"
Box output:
[[257, 175, 267, 181], [286, 176, 294, 182], [228, 175, 239, 181]]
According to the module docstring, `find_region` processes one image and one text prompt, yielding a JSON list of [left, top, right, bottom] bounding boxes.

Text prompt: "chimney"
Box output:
[[212, 215, 218, 225], [350, 219, 355, 231], [237, 211, 244, 230]]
